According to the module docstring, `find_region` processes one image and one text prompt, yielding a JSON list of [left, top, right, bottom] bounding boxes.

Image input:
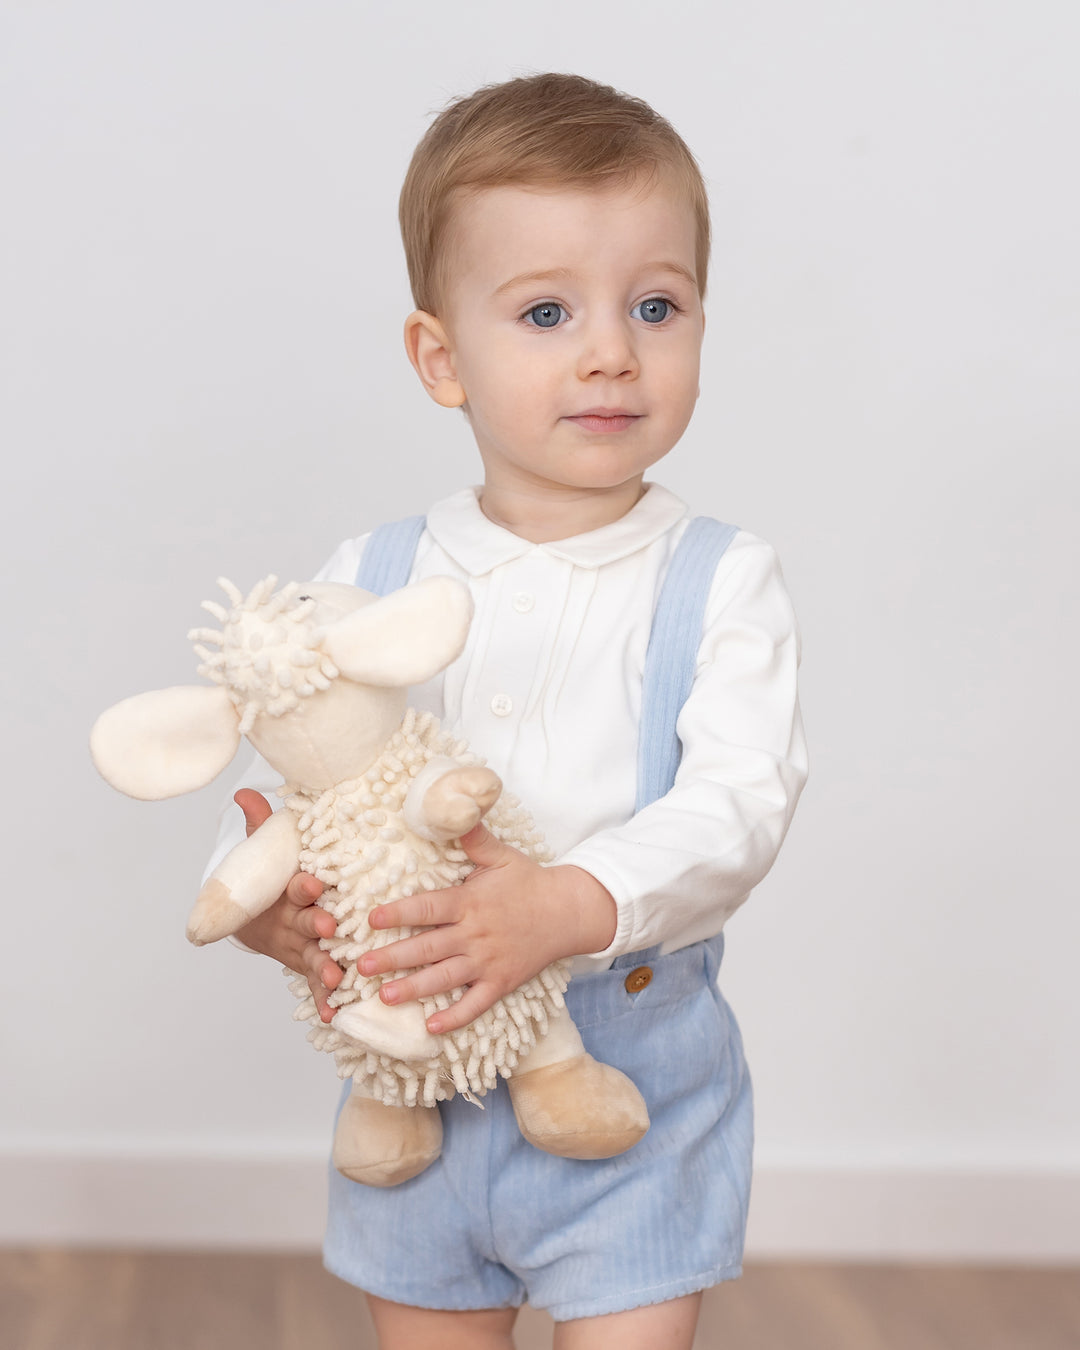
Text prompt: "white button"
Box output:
[[490, 694, 513, 717], [512, 591, 535, 614]]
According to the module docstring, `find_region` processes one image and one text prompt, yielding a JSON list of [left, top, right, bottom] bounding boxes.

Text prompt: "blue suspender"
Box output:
[[634, 516, 739, 813], [618, 516, 738, 968], [355, 511, 738, 964], [354, 515, 427, 597]]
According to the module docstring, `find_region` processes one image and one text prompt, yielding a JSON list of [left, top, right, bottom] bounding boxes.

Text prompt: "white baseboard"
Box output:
[[2, 1153, 1078, 1263], [745, 1166, 1080, 1264], [0, 1152, 330, 1251]]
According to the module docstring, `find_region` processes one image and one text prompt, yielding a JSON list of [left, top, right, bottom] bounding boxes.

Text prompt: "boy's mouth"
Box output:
[[565, 408, 642, 434]]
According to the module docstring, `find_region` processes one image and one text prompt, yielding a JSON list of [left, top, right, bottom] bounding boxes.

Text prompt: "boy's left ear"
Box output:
[[404, 310, 466, 409]]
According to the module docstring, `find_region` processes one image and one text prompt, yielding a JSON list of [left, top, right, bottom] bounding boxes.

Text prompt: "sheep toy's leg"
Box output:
[[186, 810, 303, 946], [507, 1005, 650, 1160], [332, 1078, 443, 1188]]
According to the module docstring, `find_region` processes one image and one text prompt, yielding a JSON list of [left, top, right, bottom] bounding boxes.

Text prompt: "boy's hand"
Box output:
[[231, 790, 341, 1022], [358, 825, 618, 1034]]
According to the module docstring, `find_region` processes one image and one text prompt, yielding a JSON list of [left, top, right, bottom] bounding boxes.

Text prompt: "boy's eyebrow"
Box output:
[[492, 261, 697, 298], [645, 262, 699, 290], [492, 267, 575, 297]]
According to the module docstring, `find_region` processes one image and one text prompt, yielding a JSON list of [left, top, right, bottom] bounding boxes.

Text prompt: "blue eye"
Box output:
[[526, 303, 565, 328], [635, 298, 671, 324]]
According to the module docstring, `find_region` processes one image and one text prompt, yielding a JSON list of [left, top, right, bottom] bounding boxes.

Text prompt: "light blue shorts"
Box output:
[[323, 933, 752, 1322]]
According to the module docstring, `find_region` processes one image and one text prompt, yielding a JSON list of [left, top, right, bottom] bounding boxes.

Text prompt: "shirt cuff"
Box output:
[[556, 847, 638, 963]]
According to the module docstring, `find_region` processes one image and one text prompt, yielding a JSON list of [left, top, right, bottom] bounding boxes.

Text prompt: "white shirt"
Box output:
[[208, 483, 808, 974]]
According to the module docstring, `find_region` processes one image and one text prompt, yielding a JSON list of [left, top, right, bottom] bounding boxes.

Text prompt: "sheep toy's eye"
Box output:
[[298, 595, 312, 602]]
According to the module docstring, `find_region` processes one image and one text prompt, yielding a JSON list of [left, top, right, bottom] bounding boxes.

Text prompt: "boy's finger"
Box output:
[[303, 941, 342, 992], [380, 954, 472, 1008], [370, 888, 456, 931], [360, 926, 456, 979], [235, 789, 273, 837], [285, 873, 325, 909], [307, 977, 334, 1022], [294, 903, 336, 942], [426, 979, 499, 1034]]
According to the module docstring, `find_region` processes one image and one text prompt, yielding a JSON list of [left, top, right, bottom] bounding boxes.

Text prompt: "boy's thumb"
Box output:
[[458, 823, 510, 869], [235, 788, 273, 837]]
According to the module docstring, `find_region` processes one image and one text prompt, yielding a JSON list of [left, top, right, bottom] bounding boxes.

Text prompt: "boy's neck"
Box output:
[[478, 478, 647, 544]]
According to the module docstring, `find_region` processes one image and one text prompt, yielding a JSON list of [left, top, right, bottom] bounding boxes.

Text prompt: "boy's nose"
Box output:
[[575, 319, 639, 381]]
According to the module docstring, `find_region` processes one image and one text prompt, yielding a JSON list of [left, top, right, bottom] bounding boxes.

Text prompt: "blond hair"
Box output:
[[400, 73, 710, 315]]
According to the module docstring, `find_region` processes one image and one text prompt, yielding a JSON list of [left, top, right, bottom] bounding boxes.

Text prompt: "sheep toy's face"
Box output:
[[192, 580, 409, 790], [193, 580, 377, 734], [247, 667, 411, 792], [91, 574, 474, 802]]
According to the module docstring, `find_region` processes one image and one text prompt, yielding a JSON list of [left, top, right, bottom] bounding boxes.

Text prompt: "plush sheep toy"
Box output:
[[91, 574, 649, 1187]]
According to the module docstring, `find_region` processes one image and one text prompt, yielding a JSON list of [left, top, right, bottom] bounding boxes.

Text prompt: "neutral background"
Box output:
[[3, 1, 1076, 1259]]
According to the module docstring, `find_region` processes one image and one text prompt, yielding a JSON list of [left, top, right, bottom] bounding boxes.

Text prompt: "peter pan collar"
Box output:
[[425, 483, 689, 576]]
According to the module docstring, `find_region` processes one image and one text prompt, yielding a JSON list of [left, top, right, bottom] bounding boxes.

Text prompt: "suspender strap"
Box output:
[[354, 514, 427, 597], [635, 516, 739, 814], [613, 516, 738, 970]]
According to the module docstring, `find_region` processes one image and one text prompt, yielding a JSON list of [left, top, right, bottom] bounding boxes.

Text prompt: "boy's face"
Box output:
[[409, 171, 704, 504]]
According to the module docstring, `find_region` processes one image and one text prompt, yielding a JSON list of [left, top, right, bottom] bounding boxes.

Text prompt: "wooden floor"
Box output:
[[2, 1250, 1078, 1349]]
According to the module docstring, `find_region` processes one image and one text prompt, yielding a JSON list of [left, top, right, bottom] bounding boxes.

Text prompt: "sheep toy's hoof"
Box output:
[[331, 997, 443, 1061], [507, 1053, 650, 1160], [186, 881, 249, 946], [333, 1091, 443, 1187], [424, 765, 502, 837]]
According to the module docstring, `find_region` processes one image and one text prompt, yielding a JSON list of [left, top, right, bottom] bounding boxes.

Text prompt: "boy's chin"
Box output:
[[562, 452, 673, 492], [478, 440, 672, 496]]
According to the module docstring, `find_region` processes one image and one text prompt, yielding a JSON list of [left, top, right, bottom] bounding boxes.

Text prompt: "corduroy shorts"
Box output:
[[323, 933, 752, 1322]]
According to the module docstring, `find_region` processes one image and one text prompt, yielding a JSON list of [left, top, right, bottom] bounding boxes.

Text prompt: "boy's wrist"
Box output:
[[551, 864, 618, 957]]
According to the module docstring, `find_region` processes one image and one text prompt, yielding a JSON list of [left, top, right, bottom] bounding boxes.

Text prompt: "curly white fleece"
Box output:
[[282, 708, 571, 1108]]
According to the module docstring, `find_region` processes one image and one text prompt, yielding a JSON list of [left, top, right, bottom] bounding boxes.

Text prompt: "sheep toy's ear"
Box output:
[[91, 686, 242, 801], [324, 576, 473, 688]]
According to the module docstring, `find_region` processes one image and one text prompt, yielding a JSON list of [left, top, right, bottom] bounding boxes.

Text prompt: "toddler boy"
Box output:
[[219, 72, 807, 1350]]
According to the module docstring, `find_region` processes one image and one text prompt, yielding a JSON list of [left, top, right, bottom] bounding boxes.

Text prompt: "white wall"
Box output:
[[3, 1, 1077, 1257]]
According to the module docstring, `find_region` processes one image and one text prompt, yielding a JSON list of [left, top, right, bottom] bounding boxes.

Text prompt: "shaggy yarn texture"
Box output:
[[282, 708, 571, 1108], [191, 576, 339, 733]]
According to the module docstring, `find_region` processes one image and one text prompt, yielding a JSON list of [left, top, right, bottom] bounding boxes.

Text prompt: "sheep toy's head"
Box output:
[[91, 574, 472, 800]]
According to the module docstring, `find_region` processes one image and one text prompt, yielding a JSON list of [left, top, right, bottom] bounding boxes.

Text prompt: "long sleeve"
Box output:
[[557, 537, 808, 965]]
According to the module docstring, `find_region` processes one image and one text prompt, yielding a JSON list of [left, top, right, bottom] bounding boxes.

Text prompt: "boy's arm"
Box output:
[[557, 535, 808, 963]]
